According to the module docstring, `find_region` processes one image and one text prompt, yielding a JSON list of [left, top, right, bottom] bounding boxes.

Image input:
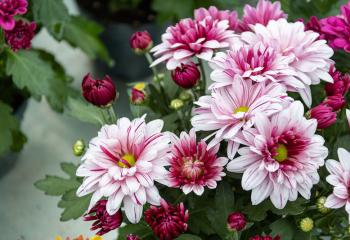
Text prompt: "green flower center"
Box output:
[[273, 144, 288, 162], [233, 106, 249, 114]]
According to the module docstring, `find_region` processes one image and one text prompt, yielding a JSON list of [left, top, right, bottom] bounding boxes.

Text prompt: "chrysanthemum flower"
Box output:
[[194, 6, 239, 31], [168, 128, 228, 195], [151, 17, 235, 70], [227, 101, 328, 209], [191, 75, 288, 152], [241, 19, 334, 107], [209, 43, 294, 89], [239, 0, 287, 32], [145, 199, 189, 240], [76, 116, 171, 223], [0, 0, 27, 30], [324, 148, 350, 220]]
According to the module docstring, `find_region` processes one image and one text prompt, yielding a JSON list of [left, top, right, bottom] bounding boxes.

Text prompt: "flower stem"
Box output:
[[107, 106, 117, 123], [233, 231, 239, 240], [198, 59, 207, 94], [145, 52, 160, 81]]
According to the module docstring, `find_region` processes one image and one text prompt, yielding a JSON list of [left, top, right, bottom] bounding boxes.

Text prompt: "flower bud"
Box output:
[[5, 20, 36, 51], [73, 139, 85, 156], [300, 217, 313, 232], [171, 62, 200, 89], [309, 104, 337, 129], [127, 234, 140, 240], [227, 212, 246, 231], [129, 31, 153, 54], [170, 99, 184, 110], [326, 66, 350, 96], [316, 196, 330, 214], [324, 94, 346, 111], [179, 91, 192, 101], [131, 82, 146, 105], [82, 74, 117, 107]]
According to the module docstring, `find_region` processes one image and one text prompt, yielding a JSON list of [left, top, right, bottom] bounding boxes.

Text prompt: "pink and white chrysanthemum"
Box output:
[[168, 128, 228, 195], [209, 43, 294, 89], [150, 17, 235, 70], [194, 6, 239, 31], [241, 19, 334, 107], [191, 75, 289, 153], [76, 116, 171, 223], [347, 109, 350, 128], [239, 0, 287, 32], [324, 148, 350, 220], [227, 101, 328, 209]]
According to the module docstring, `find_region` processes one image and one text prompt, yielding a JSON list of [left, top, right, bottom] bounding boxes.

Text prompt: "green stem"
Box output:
[[233, 231, 239, 240], [145, 52, 159, 81], [198, 59, 207, 94], [191, 88, 199, 101], [107, 106, 117, 123], [177, 109, 187, 131]]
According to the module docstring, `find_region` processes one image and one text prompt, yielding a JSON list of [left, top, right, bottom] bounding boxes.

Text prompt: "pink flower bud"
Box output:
[[127, 234, 141, 240], [129, 31, 153, 54], [82, 73, 117, 107], [4, 20, 36, 51], [171, 62, 200, 89], [310, 104, 337, 129], [250, 235, 281, 240], [325, 66, 350, 96], [227, 212, 246, 231], [324, 94, 346, 111]]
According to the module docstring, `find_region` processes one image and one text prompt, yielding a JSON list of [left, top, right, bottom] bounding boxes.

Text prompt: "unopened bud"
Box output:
[[73, 139, 85, 156], [300, 217, 314, 232], [170, 99, 184, 110]]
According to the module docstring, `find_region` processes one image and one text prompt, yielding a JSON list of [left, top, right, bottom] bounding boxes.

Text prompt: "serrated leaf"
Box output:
[[59, 194, 91, 221], [176, 234, 202, 240], [243, 200, 270, 221], [34, 175, 80, 196], [117, 221, 153, 240], [6, 50, 53, 99], [66, 97, 107, 125], [270, 219, 295, 240], [270, 198, 307, 216], [0, 101, 20, 156], [60, 162, 78, 179]]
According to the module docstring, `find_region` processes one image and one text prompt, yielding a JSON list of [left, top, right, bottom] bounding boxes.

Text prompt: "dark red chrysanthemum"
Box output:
[[84, 200, 123, 235], [4, 20, 36, 51], [82, 73, 117, 107], [325, 66, 350, 97], [126, 234, 141, 240], [227, 212, 247, 231], [171, 62, 200, 89], [250, 235, 281, 240], [0, 0, 27, 30], [144, 199, 189, 240], [324, 94, 346, 111]]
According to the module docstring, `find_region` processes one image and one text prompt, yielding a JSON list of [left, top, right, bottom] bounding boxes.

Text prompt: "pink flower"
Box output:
[[127, 234, 140, 240], [241, 19, 334, 107], [227, 212, 247, 231], [129, 31, 153, 54], [191, 76, 288, 152], [171, 62, 200, 89], [227, 101, 328, 209], [4, 20, 36, 51], [310, 104, 337, 129], [250, 235, 281, 240], [304, 16, 326, 40], [325, 148, 350, 220], [0, 0, 27, 30], [151, 17, 235, 70], [84, 200, 122, 235], [168, 129, 228, 195], [144, 199, 189, 240], [239, 0, 287, 32], [324, 94, 346, 111], [76, 116, 171, 223], [209, 43, 294, 89], [325, 66, 350, 96], [347, 109, 350, 128], [194, 6, 239, 31]]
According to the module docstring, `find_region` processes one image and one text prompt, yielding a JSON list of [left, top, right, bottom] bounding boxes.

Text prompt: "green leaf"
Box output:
[[270, 219, 295, 240], [0, 101, 20, 156], [152, 0, 194, 22], [59, 193, 91, 221], [62, 16, 111, 63], [60, 162, 78, 179], [66, 97, 107, 125], [243, 200, 271, 221], [34, 175, 80, 196], [176, 234, 202, 240], [270, 198, 308, 216], [117, 221, 153, 240], [10, 129, 27, 152], [6, 50, 54, 99]]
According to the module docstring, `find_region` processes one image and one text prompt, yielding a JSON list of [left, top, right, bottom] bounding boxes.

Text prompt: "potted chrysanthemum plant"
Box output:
[[36, 0, 350, 239]]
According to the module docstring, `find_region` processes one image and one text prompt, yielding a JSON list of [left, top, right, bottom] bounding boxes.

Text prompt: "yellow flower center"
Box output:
[[90, 236, 104, 240], [233, 106, 249, 114], [273, 144, 288, 162], [118, 153, 136, 168], [134, 82, 146, 91]]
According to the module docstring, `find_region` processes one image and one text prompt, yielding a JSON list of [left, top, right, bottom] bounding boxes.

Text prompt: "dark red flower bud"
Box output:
[[84, 200, 123, 236], [324, 94, 346, 111], [250, 235, 281, 240], [325, 66, 350, 96], [130, 82, 146, 104], [227, 212, 246, 231], [127, 234, 141, 240], [82, 73, 117, 107], [129, 31, 153, 54], [310, 103, 337, 129], [4, 20, 36, 51], [171, 62, 200, 89]]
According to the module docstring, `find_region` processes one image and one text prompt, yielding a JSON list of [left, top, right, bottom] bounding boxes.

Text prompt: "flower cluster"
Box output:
[[0, 0, 27, 30]]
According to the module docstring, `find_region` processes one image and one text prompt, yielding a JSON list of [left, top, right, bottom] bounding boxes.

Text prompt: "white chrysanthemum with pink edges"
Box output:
[[194, 6, 239, 31], [76, 116, 170, 223], [227, 101, 328, 209]]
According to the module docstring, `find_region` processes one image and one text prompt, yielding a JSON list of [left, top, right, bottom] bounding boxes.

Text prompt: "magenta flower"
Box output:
[[0, 0, 27, 30], [227, 101, 328, 209], [151, 17, 235, 70], [145, 199, 189, 240], [325, 66, 350, 96], [191, 76, 288, 151], [171, 62, 200, 89], [126, 234, 140, 240], [82, 74, 117, 107], [209, 43, 294, 89], [4, 20, 36, 51], [129, 31, 153, 54], [310, 104, 337, 129], [84, 200, 122, 235], [250, 235, 281, 240], [325, 148, 350, 221], [324, 94, 346, 111], [76, 116, 171, 223], [241, 19, 334, 107], [239, 0, 287, 32], [227, 212, 247, 231], [304, 16, 326, 40], [194, 6, 239, 31], [168, 129, 228, 195]]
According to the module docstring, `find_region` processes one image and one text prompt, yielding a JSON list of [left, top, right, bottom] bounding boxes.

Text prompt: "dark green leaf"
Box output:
[[0, 101, 20, 156], [152, 0, 194, 22], [270, 198, 308, 216], [243, 200, 270, 222], [59, 194, 91, 221], [117, 221, 153, 240], [270, 219, 295, 240], [34, 175, 80, 196], [10, 129, 27, 152], [176, 234, 202, 240]]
